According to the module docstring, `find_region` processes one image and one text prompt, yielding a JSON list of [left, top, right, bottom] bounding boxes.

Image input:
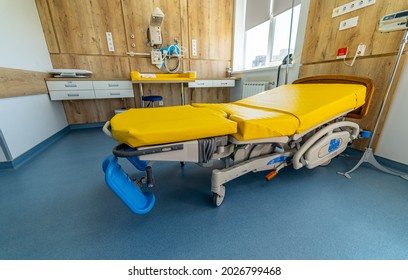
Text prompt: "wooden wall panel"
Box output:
[[35, 0, 59, 53], [188, 0, 233, 60], [122, 0, 182, 54], [189, 60, 231, 78], [299, 54, 407, 150], [51, 54, 131, 79], [191, 88, 230, 103], [63, 98, 132, 124], [300, 0, 408, 150], [36, 0, 234, 123], [301, 0, 408, 64], [47, 0, 127, 55], [0, 68, 50, 98]]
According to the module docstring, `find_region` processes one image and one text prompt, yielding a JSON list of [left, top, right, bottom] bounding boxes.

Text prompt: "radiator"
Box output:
[[242, 81, 269, 98]]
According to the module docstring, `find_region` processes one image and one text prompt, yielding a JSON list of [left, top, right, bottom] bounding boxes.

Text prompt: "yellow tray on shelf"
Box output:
[[131, 71, 196, 82]]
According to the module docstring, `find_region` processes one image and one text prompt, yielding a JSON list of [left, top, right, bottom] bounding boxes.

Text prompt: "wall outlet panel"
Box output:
[[106, 32, 115, 52], [339, 16, 359, 30], [332, 0, 376, 18], [191, 39, 197, 56]]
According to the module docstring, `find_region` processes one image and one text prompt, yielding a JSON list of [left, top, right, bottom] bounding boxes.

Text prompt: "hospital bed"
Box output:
[[102, 75, 374, 214]]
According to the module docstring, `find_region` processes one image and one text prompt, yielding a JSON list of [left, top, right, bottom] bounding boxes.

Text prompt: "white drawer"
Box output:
[[46, 81, 94, 91], [94, 89, 134, 99], [92, 80, 132, 90], [212, 80, 235, 87], [49, 90, 96, 100], [188, 80, 213, 88]]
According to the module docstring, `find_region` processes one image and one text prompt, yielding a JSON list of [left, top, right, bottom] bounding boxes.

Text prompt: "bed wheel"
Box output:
[[212, 185, 225, 207]]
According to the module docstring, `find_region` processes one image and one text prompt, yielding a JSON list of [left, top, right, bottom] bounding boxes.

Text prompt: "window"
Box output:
[[239, 0, 301, 70]]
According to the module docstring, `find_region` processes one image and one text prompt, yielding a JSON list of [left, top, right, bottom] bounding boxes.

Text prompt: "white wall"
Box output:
[[375, 59, 408, 165], [0, 0, 68, 162]]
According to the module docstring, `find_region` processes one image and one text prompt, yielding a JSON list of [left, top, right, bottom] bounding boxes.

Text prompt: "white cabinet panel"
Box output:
[[212, 80, 235, 87], [92, 81, 132, 90], [94, 89, 134, 99], [49, 90, 96, 100], [46, 80, 94, 91]]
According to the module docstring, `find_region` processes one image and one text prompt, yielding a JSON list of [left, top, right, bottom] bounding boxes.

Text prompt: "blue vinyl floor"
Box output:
[[0, 128, 407, 260]]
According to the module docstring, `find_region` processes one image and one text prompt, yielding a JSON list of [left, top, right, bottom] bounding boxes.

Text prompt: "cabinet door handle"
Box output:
[[109, 92, 121, 96], [67, 93, 80, 97], [65, 84, 77, 88], [108, 84, 119, 87]]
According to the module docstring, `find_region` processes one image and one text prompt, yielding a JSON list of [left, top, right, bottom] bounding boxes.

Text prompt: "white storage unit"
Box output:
[[46, 80, 133, 101], [188, 79, 235, 88], [46, 80, 95, 100], [93, 81, 133, 99]]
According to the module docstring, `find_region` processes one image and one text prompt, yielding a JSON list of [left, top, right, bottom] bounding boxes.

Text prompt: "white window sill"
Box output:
[[232, 63, 295, 75]]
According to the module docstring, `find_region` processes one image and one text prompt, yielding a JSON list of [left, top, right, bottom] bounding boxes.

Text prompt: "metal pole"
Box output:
[[285, 0, 295, 85], [338, 29, 408, 181], [367, 29, 408, 148]]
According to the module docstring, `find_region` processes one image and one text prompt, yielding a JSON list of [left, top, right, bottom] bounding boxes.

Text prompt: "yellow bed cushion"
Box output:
[[192, 103, 299, 141], [234, 84, 366, 134], [110, 83, 367, 146], [110, 105, 237, 147]]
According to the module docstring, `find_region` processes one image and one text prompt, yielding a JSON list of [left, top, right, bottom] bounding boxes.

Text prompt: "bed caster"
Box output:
[[212, 185, 225, 207]]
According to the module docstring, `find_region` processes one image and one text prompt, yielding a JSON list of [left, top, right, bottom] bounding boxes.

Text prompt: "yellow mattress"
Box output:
[[110, 105, 237, 147], [233, 84, 366, 134], [110, 83, 366, 146], [192, 103, 299, 141]]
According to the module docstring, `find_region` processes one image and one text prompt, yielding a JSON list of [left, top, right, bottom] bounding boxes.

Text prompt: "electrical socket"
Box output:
[[339, 16, 359, 30], [106, 32, 115, 52], [192, 39, 197, 56], [158, 100, 164, 106], [357, 44, 366, 56], [332, 0, 376, 18]]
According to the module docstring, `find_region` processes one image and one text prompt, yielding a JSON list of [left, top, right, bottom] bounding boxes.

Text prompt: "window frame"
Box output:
[[236, 1, 301, 71]]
